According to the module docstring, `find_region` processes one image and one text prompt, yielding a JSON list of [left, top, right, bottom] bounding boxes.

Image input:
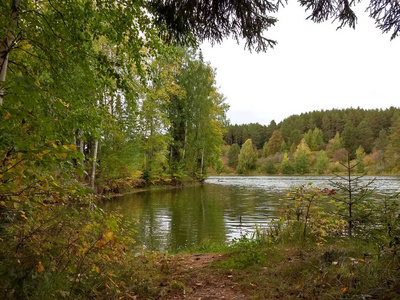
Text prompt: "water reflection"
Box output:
[[102, 176, 400, 252]]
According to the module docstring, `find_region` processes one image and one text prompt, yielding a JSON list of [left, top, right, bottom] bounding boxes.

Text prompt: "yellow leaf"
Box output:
[[42, 150, 50, 155], [342, 287, 349, 294], [4, 112, 10, 120], [38, 261, 44, 273], [0, 201, 6, 206], [295, 284, 301, 290], [60, 153, 68, 159], [105, 231, 114, 240], [20, 211, 28, 220], [63, 145, 69, 150], [70, 144, 77, 151], [96, 240, 105, 249]]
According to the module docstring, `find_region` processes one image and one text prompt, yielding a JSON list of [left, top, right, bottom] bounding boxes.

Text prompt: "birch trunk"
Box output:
[[182, 120, 188, 159], [0, 0, 22, 105], [79, 130, 85, 166], [90, 139, 99, 191], [200, 143, 205, 178]]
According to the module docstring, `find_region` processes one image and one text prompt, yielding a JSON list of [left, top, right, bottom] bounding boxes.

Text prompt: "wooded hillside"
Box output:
[[223, 107, 400, 174]]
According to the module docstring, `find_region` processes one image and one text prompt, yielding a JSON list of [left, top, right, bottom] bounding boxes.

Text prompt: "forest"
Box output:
[[1, 0, 400, 299], [222, 108, 400, 175], [0, 1, 230, 298]]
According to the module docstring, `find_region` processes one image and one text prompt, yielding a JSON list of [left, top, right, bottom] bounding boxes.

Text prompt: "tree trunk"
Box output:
[[182, 120, 188, 159], [91, 139, 99, 191], [0, 0, 22, 105], [200, 143, 205, 178], [76, 130, 85, 167]]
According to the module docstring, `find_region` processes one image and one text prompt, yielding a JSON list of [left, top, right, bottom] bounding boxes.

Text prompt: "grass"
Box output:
[[198, 236, 400, 299], [160, 219, 400, 299]]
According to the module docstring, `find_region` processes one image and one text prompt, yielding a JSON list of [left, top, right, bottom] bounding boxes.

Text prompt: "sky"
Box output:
[[200, 2, 400, 126]]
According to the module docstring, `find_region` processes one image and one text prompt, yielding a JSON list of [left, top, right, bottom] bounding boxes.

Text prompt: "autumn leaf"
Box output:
[[70, 144, 77, 151], [342, 287, 349, 294], [38, 261, 44, 273], [4, 112, 10, 120]]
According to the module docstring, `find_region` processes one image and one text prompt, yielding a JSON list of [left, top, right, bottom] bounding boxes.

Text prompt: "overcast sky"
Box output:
[[200, 2, 400, 126]]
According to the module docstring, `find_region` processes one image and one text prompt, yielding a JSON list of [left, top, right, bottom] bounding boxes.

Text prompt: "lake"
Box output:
[[101, 175, 400, 252]]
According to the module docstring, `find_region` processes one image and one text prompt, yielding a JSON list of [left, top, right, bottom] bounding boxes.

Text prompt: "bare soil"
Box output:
[[164, 253, 248, 300]]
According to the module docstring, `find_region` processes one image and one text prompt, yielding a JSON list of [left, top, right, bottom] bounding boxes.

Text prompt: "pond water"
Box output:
[[101, 175, 400, 252]]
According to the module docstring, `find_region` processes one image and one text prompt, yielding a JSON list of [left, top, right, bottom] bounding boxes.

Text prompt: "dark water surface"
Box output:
[[101, 176, 400, 252]]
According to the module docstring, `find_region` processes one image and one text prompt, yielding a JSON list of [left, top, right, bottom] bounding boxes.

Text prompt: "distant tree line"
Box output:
[[223, 107, 400, 174]]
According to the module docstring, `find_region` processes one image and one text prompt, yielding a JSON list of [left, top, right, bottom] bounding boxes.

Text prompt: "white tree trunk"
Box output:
[[0, 0, 22, 105], [79, 130, 85, 166], [183, 120, 188, 159], [90, 139, 99, 191], [200, 144, 205, 178]]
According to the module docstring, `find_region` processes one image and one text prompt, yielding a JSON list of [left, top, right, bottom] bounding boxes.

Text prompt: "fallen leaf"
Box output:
[[342, 287, 349, 294], [38, 261, 44, 273], [4, 112, 10, 120]]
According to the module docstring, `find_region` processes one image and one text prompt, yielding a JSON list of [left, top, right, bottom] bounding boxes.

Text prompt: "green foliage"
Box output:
[[167, 49, 228, 181], [222, 108, 400, 175], [227, 143, 240, 168], [373, 193, 400, 250], [374, 129, 389, 151], [304, 128, 323, 151], [263, 130, 283, 157], [355, 146, 366, 173], [357, 119, 374, 153], [281, 153, 293, 174], [237, 139, 258, 173], [315, 150, 329, 174], [293, 139, 312, 174], [329, 160, 376, 236], [342, 120, 358, 158], [284, 184, 345, 241], [264, 159, 276, 174], [326, 132, 344, 157], [385, 118, 400, 172], [215, 158, 225, 174]]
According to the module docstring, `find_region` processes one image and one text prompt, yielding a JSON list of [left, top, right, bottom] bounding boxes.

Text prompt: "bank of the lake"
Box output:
[[102, 175, 400, 253]]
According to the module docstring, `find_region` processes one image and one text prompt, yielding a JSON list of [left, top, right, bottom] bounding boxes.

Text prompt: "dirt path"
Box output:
[[164, 253, 248, 300]]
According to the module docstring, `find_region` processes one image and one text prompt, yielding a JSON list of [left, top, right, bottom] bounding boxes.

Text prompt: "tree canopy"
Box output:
[[149, 0, 400, 53]]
